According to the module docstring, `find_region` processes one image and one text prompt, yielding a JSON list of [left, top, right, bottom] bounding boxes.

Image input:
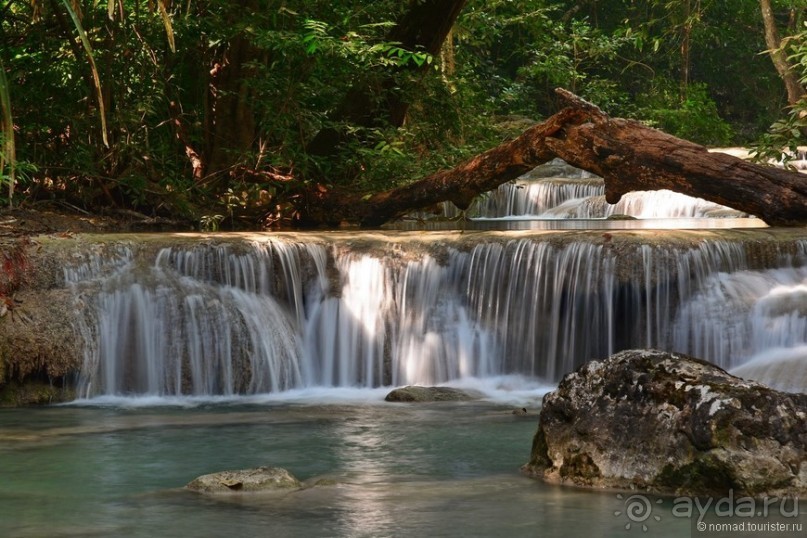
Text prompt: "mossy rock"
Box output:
[[523, 349, 807, 498], [0, 380, 75, 407], [186, 467, 301, 494], [384, 385, 482, 402]]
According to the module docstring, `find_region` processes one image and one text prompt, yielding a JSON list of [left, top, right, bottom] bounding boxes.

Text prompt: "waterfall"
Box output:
[[472, 179, 604, 218], [426, 179, 745, 220], [415, 159, 746, 220], [461, 241, 616, 380], [673, 242, 807, 371], [72, 243, 309, 397], [541, 190, 746, 219], [67, 235, 807, 397]]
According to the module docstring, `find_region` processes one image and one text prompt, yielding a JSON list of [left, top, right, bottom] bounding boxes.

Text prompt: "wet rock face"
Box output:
[[384, 386, 482, 402], [522, 349, 807, 497], [186, 467, 301, 494]]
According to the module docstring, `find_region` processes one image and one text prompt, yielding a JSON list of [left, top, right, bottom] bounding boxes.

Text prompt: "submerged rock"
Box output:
[[384, 386, 482, 402], [186, 467, 301, 494], [0, 380, 75, 407], [522, 349, 807, 497]]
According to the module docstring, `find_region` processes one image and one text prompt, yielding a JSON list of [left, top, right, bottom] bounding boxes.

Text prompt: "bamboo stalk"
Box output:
[[62, 0, 109, 147], [157, 0, 176, 53], [0, 59, 16, 207]]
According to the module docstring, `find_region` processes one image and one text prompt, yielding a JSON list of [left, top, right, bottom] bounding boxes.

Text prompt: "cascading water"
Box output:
[[541, 190, 746, 219], [468, 179, 604, 218], [418, 158, 746, 220], [671, 242, 807, 389], [67, 233, 807, 397], [70, 243, 309, 397]]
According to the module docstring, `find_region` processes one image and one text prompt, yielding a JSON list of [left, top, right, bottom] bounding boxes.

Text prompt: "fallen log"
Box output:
[[547, 90, 807, 226], [300, 89, 807, 227]]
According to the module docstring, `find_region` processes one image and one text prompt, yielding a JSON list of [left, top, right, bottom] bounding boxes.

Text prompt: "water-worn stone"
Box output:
[[186, 467, 301, 494], [522, 349, 807, 497], [384, 385, 481, 402]]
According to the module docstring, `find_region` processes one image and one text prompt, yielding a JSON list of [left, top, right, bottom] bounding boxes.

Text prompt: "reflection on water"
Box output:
[[0, 400, 695, 538]]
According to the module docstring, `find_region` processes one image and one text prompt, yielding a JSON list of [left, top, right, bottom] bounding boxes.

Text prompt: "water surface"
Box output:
[[0, 395, 694, 538]]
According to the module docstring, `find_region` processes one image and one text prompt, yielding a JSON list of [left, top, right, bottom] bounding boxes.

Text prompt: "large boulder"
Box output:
[[522, 349, 807, 497], [186, 467, 301, 494], [384, 385, 481, 402]]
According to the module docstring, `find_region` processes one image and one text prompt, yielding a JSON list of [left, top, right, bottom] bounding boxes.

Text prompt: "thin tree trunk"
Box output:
[[168, 99, 204, 180], [760, 0, 805, 106], [204, 0, 264, 180], [206, 37, 259, 178], [680, 0, 691, 100]]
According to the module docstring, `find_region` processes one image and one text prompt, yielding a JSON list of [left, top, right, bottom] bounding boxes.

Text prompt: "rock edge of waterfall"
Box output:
[[522, 349, 807, 498], [1, 230, 805, 405]]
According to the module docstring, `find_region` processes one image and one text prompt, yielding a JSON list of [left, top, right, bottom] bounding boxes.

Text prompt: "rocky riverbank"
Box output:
[[0, 208, 140, 405]]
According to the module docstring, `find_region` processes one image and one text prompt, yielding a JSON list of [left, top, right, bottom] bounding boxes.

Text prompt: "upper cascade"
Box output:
[[413, 158, 747, 220]]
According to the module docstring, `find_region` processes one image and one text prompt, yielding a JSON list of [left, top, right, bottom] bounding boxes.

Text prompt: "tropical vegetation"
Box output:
[[0, 0, 804, 227]]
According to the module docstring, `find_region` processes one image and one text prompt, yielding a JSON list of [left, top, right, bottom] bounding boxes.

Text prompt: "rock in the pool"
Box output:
[[384, 385, 481, 402], [186, 466, 301, 494], [522, 349, 807, 497]]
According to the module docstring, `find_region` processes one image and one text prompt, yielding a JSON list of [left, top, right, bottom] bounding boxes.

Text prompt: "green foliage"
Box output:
[[0, 0, 797, 223], [635, 81, 734, 145], [301, 19, 432, 67], [0, 160, 38, 208], [199, 214, 224, 232], [586, 0, 780, 140], [751, 122, 805, 167], [517, 18, 630, 92], [751, 21, 807, 166], [0, 0, 227, 217]]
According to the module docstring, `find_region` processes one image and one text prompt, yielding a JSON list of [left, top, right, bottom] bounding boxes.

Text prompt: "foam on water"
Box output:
[[443, 375, 555, 407], [730, 345, 807, 393], [65, 376, 552, 408]]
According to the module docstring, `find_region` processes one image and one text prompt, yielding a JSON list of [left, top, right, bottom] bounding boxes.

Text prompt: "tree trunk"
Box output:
[[760, 0, 805, 106], [382, 0, 467, 126], [206, 40, 259, 178], [204, 0, 264, 180], [546, 91, 807, 226], [299, 89, 807, 227], [306, 0, 468, 157]]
